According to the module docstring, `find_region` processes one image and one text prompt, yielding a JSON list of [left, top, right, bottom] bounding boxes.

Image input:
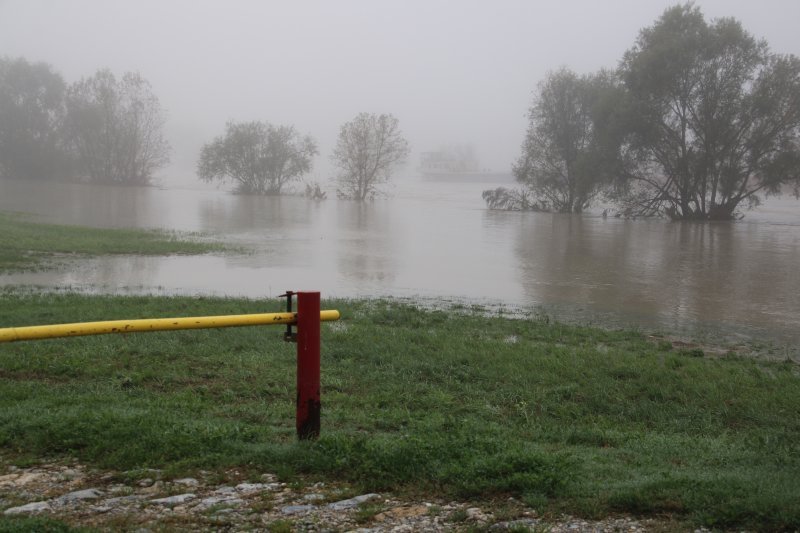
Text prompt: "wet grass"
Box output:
[[0, 516, 89, 532], [0, 292, 798, 530], [0, 211, 225, 272]]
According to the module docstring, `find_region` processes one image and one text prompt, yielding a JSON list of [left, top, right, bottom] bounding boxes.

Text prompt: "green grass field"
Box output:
[[1, 292, 798, 530], [0, 211, 225, 272]]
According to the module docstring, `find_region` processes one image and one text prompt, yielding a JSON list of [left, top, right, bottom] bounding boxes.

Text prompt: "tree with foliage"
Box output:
[[618, 3, 800, 220], [0, 57, 70, 181], [197, 121, 317, 195], [513, 68, 622, 213], [65, 69, 170, 185], [332, 112, 410, 200]]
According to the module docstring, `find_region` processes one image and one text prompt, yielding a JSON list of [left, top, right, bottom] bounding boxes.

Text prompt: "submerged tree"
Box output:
[[482, 187, 541, 211], [514, 68, 623, 213], [65, 69, 170, 185], [198, 121, 317, 195], [332, 112, 410, 200], [0, 57, 70, 181], [618, 3, 800, 220]]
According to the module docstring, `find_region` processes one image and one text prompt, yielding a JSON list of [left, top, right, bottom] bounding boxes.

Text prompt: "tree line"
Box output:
[[0, 59, 169, 185], [0, 57, 409, 200], [487, 3, 800, 220], [4, 4, 799, 215]]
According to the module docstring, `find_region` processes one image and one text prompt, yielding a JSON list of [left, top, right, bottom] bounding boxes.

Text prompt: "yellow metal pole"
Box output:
[[0, 310, 340, 343]]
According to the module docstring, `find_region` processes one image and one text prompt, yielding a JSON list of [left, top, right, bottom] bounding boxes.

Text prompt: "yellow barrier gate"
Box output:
[[0, 291, 337, 439], [0, 310, 340, 343]]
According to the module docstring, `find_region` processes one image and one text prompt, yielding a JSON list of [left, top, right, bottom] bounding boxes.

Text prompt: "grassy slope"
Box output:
[[0, 293, 798, 530], [0, 211, 224, 272]]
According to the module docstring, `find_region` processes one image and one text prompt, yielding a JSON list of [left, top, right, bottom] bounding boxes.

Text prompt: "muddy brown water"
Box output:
[[1, 177, 798, 348]]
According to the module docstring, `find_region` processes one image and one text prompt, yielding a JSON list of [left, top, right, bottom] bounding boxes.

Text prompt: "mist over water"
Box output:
[[1, 177, 798, 346], [3, 1, 800, 186]]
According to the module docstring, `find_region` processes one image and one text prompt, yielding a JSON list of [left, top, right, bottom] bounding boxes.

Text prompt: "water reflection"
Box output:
[[335, 202, 398, 285], [197, 194, 316, 234], [0, 178, 205, 230], [512, 213, 800, 340]]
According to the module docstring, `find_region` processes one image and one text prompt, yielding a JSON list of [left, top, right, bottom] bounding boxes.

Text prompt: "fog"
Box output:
[[2, 0, 800, 188]]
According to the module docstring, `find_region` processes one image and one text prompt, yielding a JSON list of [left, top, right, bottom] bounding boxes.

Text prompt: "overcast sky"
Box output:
[[2, 0, 799, 187]]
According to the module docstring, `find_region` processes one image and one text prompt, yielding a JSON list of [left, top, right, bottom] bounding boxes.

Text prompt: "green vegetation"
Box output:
[[494, 4, 800, 220], [0, 57, 169, 186], [0, 212, 225, 272], [198, 120, 318, 195], [0, 293, 798, 529], [0, 516, 88, 532]]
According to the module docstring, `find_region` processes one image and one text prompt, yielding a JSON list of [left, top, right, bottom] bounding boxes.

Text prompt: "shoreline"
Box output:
[[1, 292, 798, 530], [3, 286, 797, 363]]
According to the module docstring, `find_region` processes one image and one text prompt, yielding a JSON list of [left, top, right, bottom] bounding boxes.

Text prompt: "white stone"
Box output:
[[327, 493, 381, 511], [150, 493, 196, 505], [197, 496, 244, 509], [54, 488, 103, 503], [281, 504, 315, 515], [3, 501, 50, 515], [235, 482, 282, 492], [173, 478, 199, 487], [466, 507, 489, 522]]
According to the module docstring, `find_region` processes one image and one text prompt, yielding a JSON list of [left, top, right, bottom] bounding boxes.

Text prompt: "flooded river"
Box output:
[[1, 177, 799, 346]]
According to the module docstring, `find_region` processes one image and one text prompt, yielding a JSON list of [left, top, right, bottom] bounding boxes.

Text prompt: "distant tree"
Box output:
[[197, 121, 317, 195], [65, 69, 170, 185], [617, 4, 800, 220], [332, 112, 410, 200], [0, 57, 70, 180], [513, 68, 622, 213]]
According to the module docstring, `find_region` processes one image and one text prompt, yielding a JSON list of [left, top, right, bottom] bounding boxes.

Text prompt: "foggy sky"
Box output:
[[2, 0, 799, 188]]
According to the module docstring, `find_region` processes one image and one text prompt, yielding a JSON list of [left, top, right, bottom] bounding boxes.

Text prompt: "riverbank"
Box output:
[[1, 292, 798, 531], [0, 211, 225, 273]]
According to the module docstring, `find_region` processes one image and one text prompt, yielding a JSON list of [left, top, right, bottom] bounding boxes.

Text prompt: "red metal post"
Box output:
[[296, 291, 321, 439]]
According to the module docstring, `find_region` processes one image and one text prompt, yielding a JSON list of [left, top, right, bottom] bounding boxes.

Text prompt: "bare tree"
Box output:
[[332, 113, 410, 200], [197, 121, 317, 195], [65, 69, 170, 185]]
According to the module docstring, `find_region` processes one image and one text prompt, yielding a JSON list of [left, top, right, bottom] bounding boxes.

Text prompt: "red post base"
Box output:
[[296, 291, 321, 439]]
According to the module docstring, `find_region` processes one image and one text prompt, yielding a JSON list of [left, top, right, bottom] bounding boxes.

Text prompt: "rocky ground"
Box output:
[[1, 460, 695, 532]]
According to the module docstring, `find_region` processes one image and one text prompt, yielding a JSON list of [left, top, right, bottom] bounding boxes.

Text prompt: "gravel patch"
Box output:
[[0, 459, 691, 531]]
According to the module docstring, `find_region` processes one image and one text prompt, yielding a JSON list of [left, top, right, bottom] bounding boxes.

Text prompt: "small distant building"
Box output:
[[419, 145, 479, 176], [418, 145, 511, 182]]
